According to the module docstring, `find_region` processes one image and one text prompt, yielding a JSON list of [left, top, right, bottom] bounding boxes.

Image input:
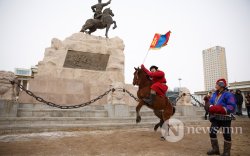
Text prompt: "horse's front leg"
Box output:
[[154, 119, 164, 132], [161, 120, 170, 141], [136, 100, 144, 123], [105, 24, 111, 38], [112, 21, 117, 29]]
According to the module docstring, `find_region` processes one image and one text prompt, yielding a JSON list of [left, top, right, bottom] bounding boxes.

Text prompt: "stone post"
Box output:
[[176, 87, 196, 116], [106, 82, 129, 118], [0, 71, 19, 117]]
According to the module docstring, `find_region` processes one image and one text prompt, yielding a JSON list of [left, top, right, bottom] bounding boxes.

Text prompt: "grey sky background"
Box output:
[[0, 0, 249, 93]]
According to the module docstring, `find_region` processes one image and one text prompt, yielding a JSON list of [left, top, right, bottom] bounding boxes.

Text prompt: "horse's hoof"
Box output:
[[113, 26, 117, 29], [160, 136, 165, 141], [136, 116, 141, 123], [154, 124, 160, 132]]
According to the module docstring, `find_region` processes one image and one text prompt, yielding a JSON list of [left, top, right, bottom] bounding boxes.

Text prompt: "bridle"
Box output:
[[134, 69, 139, 86]]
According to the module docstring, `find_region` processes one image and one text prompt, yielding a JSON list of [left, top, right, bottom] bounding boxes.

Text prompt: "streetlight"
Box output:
[[178, 78, 182, 92]]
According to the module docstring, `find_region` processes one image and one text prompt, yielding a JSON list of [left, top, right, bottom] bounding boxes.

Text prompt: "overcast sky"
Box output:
[[0, 0, 249, 93]]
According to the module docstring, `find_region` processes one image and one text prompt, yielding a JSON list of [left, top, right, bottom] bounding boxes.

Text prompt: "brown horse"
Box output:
[[133, 67, 175, 138]]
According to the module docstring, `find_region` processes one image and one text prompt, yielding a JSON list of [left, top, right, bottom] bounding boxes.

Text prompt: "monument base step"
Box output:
[[0, 117, 159, 125], [0, 116, 207, 134], [17, 109, 165, 117], [0, 122, 162, 134]]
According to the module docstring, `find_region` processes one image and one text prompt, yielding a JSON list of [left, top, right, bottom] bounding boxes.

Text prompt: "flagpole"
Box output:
[[142, 49, 150, 64]]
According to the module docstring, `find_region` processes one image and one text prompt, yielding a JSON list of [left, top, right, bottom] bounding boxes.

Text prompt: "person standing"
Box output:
[[229, 90, 237, 115], [204, 91, 212, 120], [235, 89, 243, 116], [245, 92, 250, 118], [207, 78, 236, 156]]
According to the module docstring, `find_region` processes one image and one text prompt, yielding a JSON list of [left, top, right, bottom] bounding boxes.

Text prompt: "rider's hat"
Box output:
[[150, 65, 158, 71]]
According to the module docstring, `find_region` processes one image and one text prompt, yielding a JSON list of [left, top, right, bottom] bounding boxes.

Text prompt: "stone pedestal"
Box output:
[[19, 33, 125, 106]]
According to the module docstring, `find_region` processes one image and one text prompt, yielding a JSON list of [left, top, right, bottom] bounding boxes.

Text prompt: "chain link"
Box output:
[[173, 94, 184, 105], [187, 93, 204, 107], [124, 89, 139, 102], [172, 93, 203, 107], [8, 79, 112, 109]]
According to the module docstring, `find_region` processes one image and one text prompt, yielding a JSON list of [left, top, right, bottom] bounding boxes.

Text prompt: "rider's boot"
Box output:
[[143, 93, 156, 105]]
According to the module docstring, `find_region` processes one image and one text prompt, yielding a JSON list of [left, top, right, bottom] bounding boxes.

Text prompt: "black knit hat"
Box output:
[[150, 65, 158, 71]]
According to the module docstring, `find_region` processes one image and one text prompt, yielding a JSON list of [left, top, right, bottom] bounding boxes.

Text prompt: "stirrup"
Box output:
[[143, 98, 153, 105]]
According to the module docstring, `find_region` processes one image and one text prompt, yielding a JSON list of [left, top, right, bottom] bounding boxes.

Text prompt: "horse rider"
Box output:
[[141, 64, 168, 105], [91, 0, 111, 19], [207, 78, 236, 156]]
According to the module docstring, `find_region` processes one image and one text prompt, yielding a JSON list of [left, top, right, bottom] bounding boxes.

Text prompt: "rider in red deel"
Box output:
[[141, 64, 168, 105]]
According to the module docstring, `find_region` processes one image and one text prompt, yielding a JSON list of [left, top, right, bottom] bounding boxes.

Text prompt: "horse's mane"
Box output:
[[138, 68, 152, 83], [103, 8, 110, 13]]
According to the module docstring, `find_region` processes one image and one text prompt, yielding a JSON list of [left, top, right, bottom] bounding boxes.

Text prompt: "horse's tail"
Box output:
[[81, 19, 95, 32], [165, 97, 175, 116]]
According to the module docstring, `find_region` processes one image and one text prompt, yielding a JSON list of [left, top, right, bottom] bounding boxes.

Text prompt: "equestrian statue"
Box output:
[[80, 0, 117, 38]]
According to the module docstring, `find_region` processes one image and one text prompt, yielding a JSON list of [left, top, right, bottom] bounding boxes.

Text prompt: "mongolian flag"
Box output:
[[149, 31, 171, 50]]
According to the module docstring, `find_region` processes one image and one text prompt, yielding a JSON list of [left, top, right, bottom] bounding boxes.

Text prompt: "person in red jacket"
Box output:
[[141, 64, 168, 105]]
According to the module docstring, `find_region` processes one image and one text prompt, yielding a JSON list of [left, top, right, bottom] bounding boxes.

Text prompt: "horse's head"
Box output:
[[133, 67, 139, 86], [103, 8, 114, 17], [133, 67, 149, 86]]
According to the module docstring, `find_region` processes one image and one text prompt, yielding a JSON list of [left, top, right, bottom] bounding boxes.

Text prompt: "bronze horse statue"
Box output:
[[80, 8, 117, 38], [133, 67, 175, 139]]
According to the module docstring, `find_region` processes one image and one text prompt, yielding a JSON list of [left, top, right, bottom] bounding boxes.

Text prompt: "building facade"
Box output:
[[14, 67, 38, 95], [203, 46, 228, 91]]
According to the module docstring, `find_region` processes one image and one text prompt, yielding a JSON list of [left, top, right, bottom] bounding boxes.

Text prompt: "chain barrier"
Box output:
[[172, 92, 204, 107], [7, 78, 113, 109], [173, 94, 184, 106], [124, 89, 139, 102], [187, 93, 204, 107], [123, 89, 204, 107], [5, 77, 196, 107]]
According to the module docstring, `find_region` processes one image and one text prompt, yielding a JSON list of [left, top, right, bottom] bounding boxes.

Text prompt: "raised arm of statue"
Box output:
[[103, 0, 111, 7], [91, 4, 97, 12]]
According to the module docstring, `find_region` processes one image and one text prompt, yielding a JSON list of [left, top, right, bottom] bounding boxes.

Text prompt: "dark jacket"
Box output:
[[245, 94, 250, 107], [235, 91, 243, 105], [203, 95, 211, 112]]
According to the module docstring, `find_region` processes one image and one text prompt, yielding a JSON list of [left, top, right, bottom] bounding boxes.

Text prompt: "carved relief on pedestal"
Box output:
[[108, 82, 125, 105]]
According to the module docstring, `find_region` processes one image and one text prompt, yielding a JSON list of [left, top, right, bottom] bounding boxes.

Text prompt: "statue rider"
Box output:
[[91, 0, 112, 19]]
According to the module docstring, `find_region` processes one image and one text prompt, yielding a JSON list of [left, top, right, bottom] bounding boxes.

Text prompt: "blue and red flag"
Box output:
[[149, 31, 171, 50]]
